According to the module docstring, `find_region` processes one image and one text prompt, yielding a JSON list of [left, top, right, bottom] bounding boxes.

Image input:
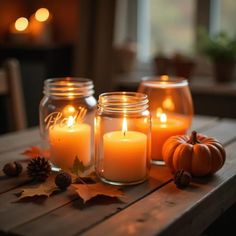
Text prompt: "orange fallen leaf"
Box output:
[[72, 182, 124, 203], [16, 178, 58, 200], [21, 146, 50, 159]]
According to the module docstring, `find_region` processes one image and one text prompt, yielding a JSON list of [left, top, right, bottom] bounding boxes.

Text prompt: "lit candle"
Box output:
[[49, 113, 91, 170], [103, 118, 147, 183], [151, 108, 188, 161], [9, 17, 30, 43], [29, 8, 52, 44]]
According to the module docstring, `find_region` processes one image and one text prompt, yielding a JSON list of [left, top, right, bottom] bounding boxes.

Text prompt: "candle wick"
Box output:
[[123, 131, 126, 136]]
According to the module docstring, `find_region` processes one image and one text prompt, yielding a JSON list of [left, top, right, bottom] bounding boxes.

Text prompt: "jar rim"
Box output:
[[45, 77, 92, 85], [141, 76, 188, 88], [98, 91, 149, 113], [43, 77, 94, 97], [99, 91, 148, 99]]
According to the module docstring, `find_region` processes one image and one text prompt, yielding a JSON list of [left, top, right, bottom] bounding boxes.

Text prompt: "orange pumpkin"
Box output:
[[162, 131, 226, 177]]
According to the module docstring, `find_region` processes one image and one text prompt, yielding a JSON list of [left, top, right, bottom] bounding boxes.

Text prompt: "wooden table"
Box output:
[[0, 116, 236, 236]]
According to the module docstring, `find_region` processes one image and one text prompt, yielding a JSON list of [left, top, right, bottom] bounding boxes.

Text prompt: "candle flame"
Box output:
[[122, 117, 128, 136], [156, 108, 167, 123], [67, 116, 75, 128], [15, 17, 29, 31], [156, 108, 163, 117], [160, 113, 167, 123], [35, 8, 50, 22], [160, 75, 169, 81]]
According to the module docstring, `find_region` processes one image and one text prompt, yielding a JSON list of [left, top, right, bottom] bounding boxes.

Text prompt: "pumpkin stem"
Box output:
[[188, 130, 200, 145]]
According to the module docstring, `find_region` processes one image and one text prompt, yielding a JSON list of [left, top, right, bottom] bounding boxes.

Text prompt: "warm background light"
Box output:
[[14, 17, 29, 31], [35, 8, 50, 22]]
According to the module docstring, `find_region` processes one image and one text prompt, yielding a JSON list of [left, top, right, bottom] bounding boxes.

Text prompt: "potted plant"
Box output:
[[171, 52, 196, 80], [198, 28, 236, 82]]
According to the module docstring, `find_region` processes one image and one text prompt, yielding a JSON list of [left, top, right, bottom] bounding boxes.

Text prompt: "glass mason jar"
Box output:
[[138, 76, 193, 165], [39, 77, 97, 171], [95, 92, 151, 186]]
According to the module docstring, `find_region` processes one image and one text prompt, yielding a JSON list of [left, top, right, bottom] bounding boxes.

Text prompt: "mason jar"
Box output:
[[39, 77, 97, 171], [95, 92, 151, 186], [138, 75, 193, 165]]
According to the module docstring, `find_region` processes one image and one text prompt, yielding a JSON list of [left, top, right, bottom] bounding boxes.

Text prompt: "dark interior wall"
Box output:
[[26, 0, 79, 43], [0, 0, 79, 43], [0, 0, 27, 43], [0, 0, 78, 131]]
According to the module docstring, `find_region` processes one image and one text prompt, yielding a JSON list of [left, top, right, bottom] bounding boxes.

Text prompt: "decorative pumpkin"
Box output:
[[162, 131, 226, 177]]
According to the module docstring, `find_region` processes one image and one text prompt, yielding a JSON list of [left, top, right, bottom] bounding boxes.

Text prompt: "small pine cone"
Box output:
[[3, 161, 23, 177], [55, 172, 72, 190], [174, 169, 192, 188], [27, 157, 51, 181]]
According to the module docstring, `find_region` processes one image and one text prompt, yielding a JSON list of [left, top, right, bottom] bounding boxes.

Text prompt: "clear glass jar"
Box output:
[[138, 76, 193, 165], [39, 77, 97, 171], [95, 92, 151, 186]]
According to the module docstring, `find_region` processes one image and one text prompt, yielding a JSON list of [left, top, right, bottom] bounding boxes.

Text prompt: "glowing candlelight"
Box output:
[[103, 117, 147, 183], [35, 8, 50, 22], [49, 106, 91, 170], [151, 107, 188, 161], [14, 17, 29, 31]]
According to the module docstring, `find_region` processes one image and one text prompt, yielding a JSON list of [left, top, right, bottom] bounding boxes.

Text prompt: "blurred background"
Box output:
[[1, 0, 236, 134]]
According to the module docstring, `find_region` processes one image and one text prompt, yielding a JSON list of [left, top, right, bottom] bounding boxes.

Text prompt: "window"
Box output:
[[114, 0, 236, 65], [138, 0, 196, 62], [218, 0, 236, 35]]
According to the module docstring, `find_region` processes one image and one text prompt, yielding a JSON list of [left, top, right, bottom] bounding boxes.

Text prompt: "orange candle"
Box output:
[[151, 109, 188, 161], [103, 118, 147, 182], [49, 116, 91, 170]]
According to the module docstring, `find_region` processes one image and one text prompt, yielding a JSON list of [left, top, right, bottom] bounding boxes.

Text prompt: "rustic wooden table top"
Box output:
[[0, 115, 236, 236]]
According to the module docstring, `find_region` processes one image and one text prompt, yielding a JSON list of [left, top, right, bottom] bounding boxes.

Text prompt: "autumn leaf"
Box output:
[[70, 156, 93, 177], [72, 182, 124, 203], [21, 146, 50, 159], [70, 156, 86, 175], [16, 178, 58, 200]]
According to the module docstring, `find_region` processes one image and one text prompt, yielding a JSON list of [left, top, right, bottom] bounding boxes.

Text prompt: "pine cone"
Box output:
[[27, 157, 51, 181], [174, 169, 192, 188], [55, 172, 72, 190]]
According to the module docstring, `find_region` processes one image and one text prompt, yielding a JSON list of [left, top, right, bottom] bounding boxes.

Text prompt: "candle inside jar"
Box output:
[[49, 114, 91, 170], [151, 108, 188, 161], [103, 118, 147, 183]]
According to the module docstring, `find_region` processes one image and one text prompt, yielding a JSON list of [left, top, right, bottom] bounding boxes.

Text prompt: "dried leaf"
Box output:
[[72, 182, 124, 203], [79, 166, 96, 178], [70, 156, 86, 175], [21, 146, 50, 159], [16, 178, 58, 200], [70, 156, 92, 176]]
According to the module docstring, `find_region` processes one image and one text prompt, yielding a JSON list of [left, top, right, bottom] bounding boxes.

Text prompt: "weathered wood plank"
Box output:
[[81, 131, 236, 236], [1, 116, 234, 236], [0, 165, 30, 194], [0, 166, 172, 234], [190, 115, 218, 132], [202, 118, 236, 144], [0, 142, 42, 194], [0, 149, 31, 166], [0, 128, 40, 154], [8, 118, 236, 236]]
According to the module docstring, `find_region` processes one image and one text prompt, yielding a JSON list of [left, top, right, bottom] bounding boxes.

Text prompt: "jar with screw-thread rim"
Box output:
[[39, 77, 97, 171], [95, 92, 151, 186]]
